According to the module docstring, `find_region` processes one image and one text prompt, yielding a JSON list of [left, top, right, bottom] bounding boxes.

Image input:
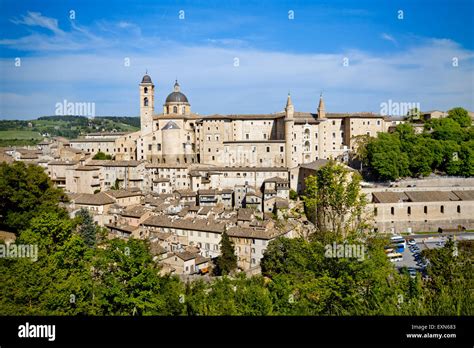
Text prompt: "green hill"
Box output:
[[0, 116, 140, 146]]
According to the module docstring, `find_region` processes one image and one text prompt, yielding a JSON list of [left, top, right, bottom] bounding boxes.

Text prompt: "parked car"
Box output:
[[417, 261, 428, 268], [408, 239, 417, 246], [408, 268, 417, 278]]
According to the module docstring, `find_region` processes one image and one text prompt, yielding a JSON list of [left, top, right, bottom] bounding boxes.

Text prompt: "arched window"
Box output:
[[144, 97, 148, 107], [182, 106, 186, 114], [144, 87, 148, 94], [173, 106, 178, 113], [304, 128, 310, 139], [304, 141, 310, 152]]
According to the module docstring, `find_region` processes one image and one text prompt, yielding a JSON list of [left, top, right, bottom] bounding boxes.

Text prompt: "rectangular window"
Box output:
[[440, 205, 444, 213], [266, 147, 270, 152], [148, 144, 152, 151], [457, 205, 461, 213], [407, 206, 411, 215], [245, 133, 249, 140], [424, 206, 428, 214], [391, 207, 395, 215], [280, 146, 284, 152], [374, 207, 378, 216]]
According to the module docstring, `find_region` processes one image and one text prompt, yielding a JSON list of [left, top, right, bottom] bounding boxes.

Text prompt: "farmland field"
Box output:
[[0, 130, 42, 139]]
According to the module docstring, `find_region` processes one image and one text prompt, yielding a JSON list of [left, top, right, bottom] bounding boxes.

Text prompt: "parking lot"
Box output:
[[393, 234, 470, 274]]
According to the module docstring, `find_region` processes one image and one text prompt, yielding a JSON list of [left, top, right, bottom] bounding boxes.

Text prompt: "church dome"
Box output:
[[165, 80, 189, 104], [165, 91, 189, 103], [141, 74, 152, 84]]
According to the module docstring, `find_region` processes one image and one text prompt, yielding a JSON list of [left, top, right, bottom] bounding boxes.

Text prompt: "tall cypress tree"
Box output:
[[76, 208, 97, 248], [214, 229, 237, 276]]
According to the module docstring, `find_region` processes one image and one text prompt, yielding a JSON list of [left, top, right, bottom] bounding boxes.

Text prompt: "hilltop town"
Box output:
[[1, 73, 473, 276]]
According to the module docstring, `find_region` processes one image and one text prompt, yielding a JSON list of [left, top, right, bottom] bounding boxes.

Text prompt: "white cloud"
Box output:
[[381, 33, 397, 45], [11, 11, 64, 35], [0, 13, 473, 118]]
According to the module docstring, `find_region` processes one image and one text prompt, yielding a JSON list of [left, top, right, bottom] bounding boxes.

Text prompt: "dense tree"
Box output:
[[422, 239, 473, 315], [428, 118, 465, 141], [303, 160, 368, 240], [76, 208, 97, 248], [365, 116, 473, 180], [92, 238, 168, 315], [213, 230, 237, 275], [0, 161, 471, 317], [0, 161, 67, 232], [448, 107, 471, 128], [92, 151, 113, 160], [365, 133, 410, 180]]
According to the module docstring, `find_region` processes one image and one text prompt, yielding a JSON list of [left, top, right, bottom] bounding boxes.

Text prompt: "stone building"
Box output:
[[370, 190, 474, 233], [66, 73, 400, 193]]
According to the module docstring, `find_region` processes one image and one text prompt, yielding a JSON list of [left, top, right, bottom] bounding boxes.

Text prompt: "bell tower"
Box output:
[[284, 93, 296, 168], [317, 93, 326, 119], [140, 73, 154, 134]]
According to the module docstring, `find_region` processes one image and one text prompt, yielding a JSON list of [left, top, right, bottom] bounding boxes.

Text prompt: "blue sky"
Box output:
[[0, 0, 473, 119]]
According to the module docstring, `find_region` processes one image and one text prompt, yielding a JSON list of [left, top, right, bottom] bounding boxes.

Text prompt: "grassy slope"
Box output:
[[0, 116, 140, 146]]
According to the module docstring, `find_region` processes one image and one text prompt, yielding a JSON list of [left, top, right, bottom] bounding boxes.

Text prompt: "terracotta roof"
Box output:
[[104, 189, 143, 199], [149, 241, 167, 256], [74, 192, 115, 205], [195, 255, 210, 265], [176, 189, 197, 197], [373, 190, 468, 203], [237, 208, 254, 221], [227, 226, 289, 240], [198, 189, 218, 195], [122, 205, 149, 218], [142, 215, 226, 233], [372, 192, 404, 203], [75, 166, 100, 171], [48, 160, 78, 165], [453, 190, 474, 201], [264, 176, 289, 184], [198, 206, 212, 215], [299, 159, 330, 171], [274, 197, 290, 209], [404, 191, 460, 202], [69, 138, 116, 143], [153, 178, 170, 183], [86, 160, 142, 167], [105, 223, 139, 233], [174, 251, 197, 261]]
